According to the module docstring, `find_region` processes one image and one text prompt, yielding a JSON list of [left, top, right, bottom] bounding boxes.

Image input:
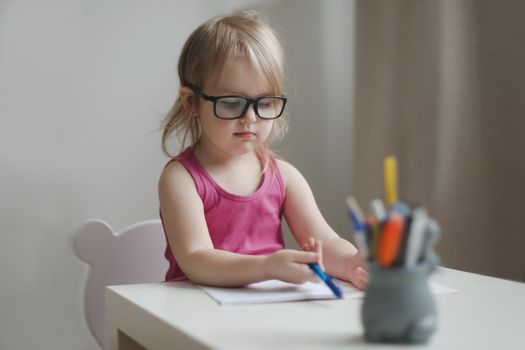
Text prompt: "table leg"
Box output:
[[108, 324, 146, 350]]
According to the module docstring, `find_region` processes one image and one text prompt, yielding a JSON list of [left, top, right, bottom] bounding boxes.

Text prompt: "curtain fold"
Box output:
[[353, 0, 525, 282]]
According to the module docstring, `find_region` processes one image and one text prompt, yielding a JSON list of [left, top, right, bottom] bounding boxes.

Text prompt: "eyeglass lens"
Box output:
[[215, 97, 284, 119]]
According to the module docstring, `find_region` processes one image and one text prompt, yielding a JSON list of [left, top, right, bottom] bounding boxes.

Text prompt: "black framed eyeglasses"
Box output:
[[187, 83, 287, 120]]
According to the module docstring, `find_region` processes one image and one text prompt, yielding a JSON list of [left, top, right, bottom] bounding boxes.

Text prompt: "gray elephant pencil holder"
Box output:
[[360, 216, 441, 344]]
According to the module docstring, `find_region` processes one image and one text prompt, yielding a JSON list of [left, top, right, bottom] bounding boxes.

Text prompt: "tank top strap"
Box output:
[[166, 147, 219, 211], [268, 151, 286, 201]]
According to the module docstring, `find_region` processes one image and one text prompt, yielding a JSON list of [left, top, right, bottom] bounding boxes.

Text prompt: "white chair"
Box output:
[[74, 219, 168, 349]]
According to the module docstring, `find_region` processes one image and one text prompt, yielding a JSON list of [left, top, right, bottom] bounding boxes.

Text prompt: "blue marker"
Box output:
[[309, 263, 343, 299], [346, 196, 369, 257]]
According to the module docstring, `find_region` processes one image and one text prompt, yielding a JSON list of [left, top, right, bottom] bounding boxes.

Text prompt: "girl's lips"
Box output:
[[234, 132, 256, 139]]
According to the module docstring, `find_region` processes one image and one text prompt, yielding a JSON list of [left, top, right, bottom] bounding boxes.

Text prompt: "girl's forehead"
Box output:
[[206, 57, 273, 95]]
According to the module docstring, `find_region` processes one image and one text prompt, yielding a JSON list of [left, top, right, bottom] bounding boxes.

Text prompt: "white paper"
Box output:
[[200, 279, 458, 305], [200, 279, 341, 305]]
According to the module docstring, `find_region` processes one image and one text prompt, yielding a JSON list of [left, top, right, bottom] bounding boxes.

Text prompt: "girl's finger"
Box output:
[[300, 264, 319, 283], [316, 239, 324, 269], [291, 250, 319, 263], [315, 239, 322, 254], [354, 267, 368, 289]]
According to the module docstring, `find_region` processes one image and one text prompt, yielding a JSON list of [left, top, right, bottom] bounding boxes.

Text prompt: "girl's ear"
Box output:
[[179, 87, 199, 117]]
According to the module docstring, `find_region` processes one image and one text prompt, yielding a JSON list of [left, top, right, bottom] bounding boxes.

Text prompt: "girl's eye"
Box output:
[[259, 102, 272, 108], [218, 98, 243, 109], [258, 98, 277, 109]]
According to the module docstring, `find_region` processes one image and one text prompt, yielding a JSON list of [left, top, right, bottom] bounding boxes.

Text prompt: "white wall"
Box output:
[[0, 1, 354, 349]]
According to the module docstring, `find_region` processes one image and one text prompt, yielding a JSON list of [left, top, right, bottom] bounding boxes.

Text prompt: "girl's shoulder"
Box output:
[[161, 157, 187, 177], [158, 157, 198, 199], [274, 158, 291, 172], [159, 147, 196, 185], [274, 158, 304, 188]]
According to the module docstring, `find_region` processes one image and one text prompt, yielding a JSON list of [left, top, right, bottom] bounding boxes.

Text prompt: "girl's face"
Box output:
[[195, 57, 275, 159]]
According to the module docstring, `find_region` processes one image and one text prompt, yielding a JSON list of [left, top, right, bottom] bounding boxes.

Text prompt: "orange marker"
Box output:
[[378, 213, 405, 267]]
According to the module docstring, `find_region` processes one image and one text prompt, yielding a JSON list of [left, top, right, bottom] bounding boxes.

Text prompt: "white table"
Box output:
[[106, 268, 525, 349]]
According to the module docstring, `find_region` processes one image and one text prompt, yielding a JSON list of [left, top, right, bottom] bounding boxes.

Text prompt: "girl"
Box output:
[[159, 10, 367, 289]]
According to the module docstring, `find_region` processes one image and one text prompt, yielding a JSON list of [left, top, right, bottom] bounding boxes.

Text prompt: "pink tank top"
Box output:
[[161, 147, 286, 281]]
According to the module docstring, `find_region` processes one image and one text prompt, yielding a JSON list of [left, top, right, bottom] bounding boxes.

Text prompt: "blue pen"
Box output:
[[309, 263, 343, 299], [346, 197, 369, 257]]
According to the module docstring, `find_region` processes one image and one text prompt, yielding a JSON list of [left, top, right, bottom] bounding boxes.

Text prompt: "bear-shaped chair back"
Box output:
[[74, 219, 168, 349]]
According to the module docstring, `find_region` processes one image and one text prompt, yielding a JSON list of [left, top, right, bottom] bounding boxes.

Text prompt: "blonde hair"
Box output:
[[161, 10, 288, 162]]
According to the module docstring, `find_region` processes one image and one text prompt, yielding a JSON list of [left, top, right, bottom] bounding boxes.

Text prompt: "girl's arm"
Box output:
[[159, 161, 319, 287], [278, 160, 368, 289]]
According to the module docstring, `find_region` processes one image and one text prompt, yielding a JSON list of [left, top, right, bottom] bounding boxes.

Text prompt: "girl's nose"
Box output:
[[239, 103, 258, 123]]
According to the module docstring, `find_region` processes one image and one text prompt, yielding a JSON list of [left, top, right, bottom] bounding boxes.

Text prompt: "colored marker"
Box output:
[[378, 212, 405, 267], [419, 219, 440, 268], [346, 196, 369, 257], [309, 263, 343, 299], [405, 208, 429, 267], [370, 198, 387, 223], [367, 216, 381, 260], [384, 156, 399, 205], [392, 202, 411, 217], [394, 214, 413, 266]]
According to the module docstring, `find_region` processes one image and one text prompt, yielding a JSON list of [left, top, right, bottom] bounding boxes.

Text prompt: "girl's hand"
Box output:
[[301, 237, 324, 269], [303, 237, 368, 290], [347, 251, 368, 290], [264, 249, 319, 284]]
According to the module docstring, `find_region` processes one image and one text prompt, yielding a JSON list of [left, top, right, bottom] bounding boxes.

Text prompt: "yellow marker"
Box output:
[[384, 156, 399, 205]]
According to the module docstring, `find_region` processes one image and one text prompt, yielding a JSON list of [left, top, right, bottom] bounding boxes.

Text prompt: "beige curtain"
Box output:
[[353, 0, 525, 282]]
